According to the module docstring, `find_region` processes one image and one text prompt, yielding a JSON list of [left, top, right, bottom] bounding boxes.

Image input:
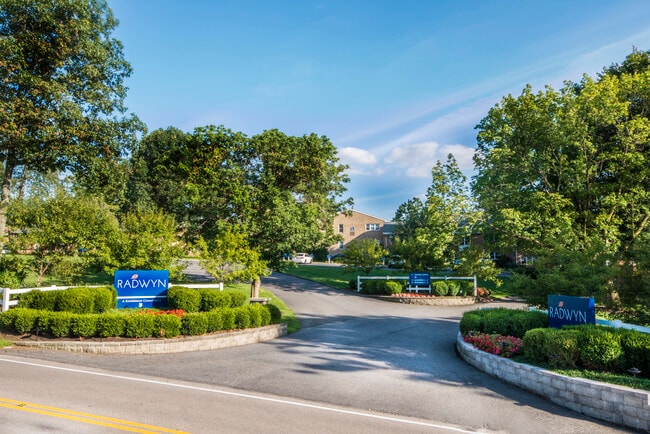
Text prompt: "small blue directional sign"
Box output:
[[114, 270, 169, 308], [409, 272, 431, 287]]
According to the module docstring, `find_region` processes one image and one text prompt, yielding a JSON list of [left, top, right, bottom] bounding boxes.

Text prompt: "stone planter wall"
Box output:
[[456, 333, 650, 431]]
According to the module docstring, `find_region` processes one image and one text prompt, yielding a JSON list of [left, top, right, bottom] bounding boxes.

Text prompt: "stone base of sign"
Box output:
[[456, 332, 650, 432], [379, 295, 476, 306], [11, 324, 287, 355]]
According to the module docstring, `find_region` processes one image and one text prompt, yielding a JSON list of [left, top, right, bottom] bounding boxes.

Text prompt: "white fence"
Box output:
[[0, 283, 224, 312], [356, 275, 477, 296]]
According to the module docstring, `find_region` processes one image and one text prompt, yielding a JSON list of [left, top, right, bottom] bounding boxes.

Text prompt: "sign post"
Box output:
[[114, 270, 169, 309]]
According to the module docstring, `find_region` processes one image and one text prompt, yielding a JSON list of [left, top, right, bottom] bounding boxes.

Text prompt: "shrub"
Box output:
[[359, 280, 402, 295], [17, 290, 59, 311], [349, 279, 358, 290], [154, 314, 182, 338], [522, 328, 549, 363], [47, 311, 74, 338], [460, 308, 547, 338], [167, 286, 201, 313], [182, 313, 208, 335], [257, 304, 272, 326], [96, 312, 126, 337], [124, 313, 155, 338], [91, 287, 117, 313], [618, 328, 650, 376], [228, 291, 247, 307], [266, 304, 282, 324], [219, 308, 236, 330], [360, 280, 378, 294], [199, 289, 231, 311], [247, 305, 263, 328], [432, 281, 448, 296], [384, 280, 403, 294], [576, 325, 623, 371], [71, 314, 98, 338], [12, 308, 39, 334], [56, 287, 94, 314], [205, 309, 224, 332], [233, 306, 251, 329], [447, 281, 461, 296]]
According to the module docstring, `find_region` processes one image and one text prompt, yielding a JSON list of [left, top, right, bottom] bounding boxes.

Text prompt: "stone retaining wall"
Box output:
[[379, 296, 476, 306], [456, 332, 650, 432], [13, 324, 287, 355]]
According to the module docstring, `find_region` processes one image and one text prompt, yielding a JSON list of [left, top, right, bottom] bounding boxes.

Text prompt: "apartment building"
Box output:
[[329, 210, 394, 255]]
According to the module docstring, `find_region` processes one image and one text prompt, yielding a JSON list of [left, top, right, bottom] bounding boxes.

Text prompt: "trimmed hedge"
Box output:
[[17, 287, 117, 314], [167, 286, 201, 313], [0, 297, 281, 339], [360, 279, 403, 295], [168, 287, 248, 312], [459, 308, 548, 338], [522, 325, 650, 377]]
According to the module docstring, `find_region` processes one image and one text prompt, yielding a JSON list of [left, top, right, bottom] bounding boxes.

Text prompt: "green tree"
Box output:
[[473, 50, 650, 307], [392, 154, 477, 271], [8, 189, 120, 285], [0, 0, 143, 242], [342, 238, 388, 275], [197, 227, 269, 297], [106, 210, 184, 279]]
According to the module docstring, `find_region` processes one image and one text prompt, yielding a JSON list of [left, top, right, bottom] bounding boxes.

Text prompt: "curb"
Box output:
[[456, 332, 650, 432], [11, 324, 287, 355]]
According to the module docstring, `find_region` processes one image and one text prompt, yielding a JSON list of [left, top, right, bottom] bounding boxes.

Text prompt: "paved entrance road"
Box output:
[[1, 272, 630, 433]]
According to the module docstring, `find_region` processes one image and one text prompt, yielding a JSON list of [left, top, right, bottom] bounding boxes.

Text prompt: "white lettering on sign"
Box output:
[[549, 306, 588, 323], [116, 279, 168, 289]]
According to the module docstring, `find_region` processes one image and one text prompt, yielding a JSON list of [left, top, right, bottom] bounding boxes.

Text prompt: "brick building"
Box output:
[[328, 210, 394, 256]]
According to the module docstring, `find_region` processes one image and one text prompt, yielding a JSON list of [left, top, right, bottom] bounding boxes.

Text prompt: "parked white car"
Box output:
[[292, 253, 313, 264]]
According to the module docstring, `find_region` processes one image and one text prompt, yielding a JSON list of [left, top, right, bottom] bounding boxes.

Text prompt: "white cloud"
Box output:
[[439, 144, 476, 172], [385, 141, 440, 178], [338, 147, 377, 166]]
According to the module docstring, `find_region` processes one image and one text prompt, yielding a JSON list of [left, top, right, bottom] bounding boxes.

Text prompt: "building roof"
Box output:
[[337, 209, 388, 222]]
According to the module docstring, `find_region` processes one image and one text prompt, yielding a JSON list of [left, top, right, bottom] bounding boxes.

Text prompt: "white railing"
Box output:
[[356, 275, 477, 296], [0, 282, 224, 312]]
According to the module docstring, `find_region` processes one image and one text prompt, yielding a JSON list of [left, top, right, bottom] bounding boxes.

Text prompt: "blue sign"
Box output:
[[409, 272, 431, 286], [548, 295, 595, 328], [114, 270, 169, 308]]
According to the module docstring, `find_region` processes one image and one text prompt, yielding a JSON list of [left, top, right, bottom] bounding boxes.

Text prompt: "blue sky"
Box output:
[[108, 0, 650, 221]]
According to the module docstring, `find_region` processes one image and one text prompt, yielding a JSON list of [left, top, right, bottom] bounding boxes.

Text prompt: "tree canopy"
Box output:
[[0, 0, 143, 239], [473, 49, 650, 307]]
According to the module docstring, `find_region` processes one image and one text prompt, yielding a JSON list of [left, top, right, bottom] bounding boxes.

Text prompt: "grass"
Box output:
[[0, 339, 13, 348], [283, 264, 395, 290]]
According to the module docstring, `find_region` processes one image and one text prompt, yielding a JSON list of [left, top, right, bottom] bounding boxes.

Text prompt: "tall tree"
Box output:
[[0, 0, 142, 241], [473, 50, 650, 307], [392, 154, 477, 271]]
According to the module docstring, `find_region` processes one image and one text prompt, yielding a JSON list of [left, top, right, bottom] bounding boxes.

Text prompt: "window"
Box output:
[[349, 226, 355, 233], [338, 224, 344, 233], [365, 223, 380, 231], [338, 241, 344, 249]]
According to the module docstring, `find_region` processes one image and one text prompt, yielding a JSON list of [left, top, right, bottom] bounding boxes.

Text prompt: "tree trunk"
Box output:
[[0, 156, 16, 247], [250, 276, 261, 299]]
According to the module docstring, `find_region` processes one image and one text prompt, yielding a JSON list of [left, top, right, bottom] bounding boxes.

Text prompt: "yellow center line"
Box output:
[[0, 397, 190, 433]]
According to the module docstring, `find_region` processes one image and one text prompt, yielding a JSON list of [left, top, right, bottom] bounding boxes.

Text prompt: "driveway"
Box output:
[[2, 272, 629, 433]]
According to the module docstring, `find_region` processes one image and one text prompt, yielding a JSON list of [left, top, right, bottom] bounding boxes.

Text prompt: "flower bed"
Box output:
[[463, 331, 523, 358]]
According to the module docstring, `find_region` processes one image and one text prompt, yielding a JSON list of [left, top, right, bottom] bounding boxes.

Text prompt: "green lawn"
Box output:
[[282, 264, 399, 290]]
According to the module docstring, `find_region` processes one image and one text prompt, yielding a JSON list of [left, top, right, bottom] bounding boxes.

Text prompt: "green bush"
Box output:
[[56, 287, 94, 314], [257, 304, 272, 326], [91, 287, 117, 312], [219, 308, 236, 330], [47, 311, 74, 338], [17, 290, 59, 311], [124, 313, 155, 338], [12, 308, 39, 334], [618, 328, 650, 375], [460, 308, 547, 338], [246, 305, 263, 328], [182, 312, 208, 335], [199, 289, 231, 311], [432, 281, 448, 296], [154, 314, 182, 338], [233, 306, 251, 329], [228, 291, 247, 307], [205, 309, 224, 332], [96, 312, 126, 337], [576, 325, 623, 371], [523, 328, 581, 368], [266, 304, 281, 324], [71, 314, 98, 338], [447, 282, 461, 296], [359, 280, 402, 295], [0, 308, 20, 331], [167, 286, 201, 313]]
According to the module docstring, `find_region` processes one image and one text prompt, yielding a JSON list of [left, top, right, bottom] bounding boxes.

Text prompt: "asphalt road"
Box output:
[[0, 272, 632, 433]]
